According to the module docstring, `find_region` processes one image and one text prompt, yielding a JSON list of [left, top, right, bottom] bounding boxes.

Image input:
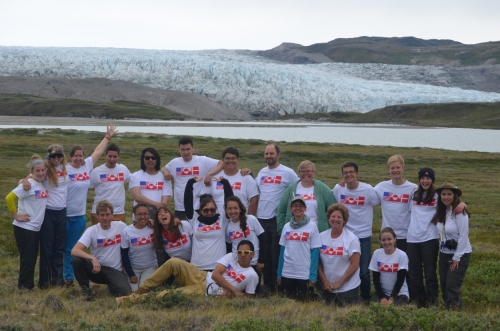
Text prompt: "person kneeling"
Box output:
[[71, 200, 131, 300], [117, 240, 259, 305]]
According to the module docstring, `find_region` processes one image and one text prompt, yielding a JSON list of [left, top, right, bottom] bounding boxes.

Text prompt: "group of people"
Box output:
[[6, 129, 472, 309]]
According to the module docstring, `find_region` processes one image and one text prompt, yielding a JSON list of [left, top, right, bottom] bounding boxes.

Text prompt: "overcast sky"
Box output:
[[1, 0, 498, 51]]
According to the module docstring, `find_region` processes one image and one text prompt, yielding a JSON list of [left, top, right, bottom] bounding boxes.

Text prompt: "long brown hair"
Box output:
[[224, 196, 248, 237], [432, 191, 470, 225], [153, 207, 181, 249], [45, 144, 67, 186], [413, 183, 437, 205]]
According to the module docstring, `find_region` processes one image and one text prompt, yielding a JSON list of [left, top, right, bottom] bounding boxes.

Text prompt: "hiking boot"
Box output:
[[81, 287, 93, 301]]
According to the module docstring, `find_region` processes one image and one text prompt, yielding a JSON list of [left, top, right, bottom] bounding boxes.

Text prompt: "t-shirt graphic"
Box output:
[[228, 226, 251, 240], [131, 233, 154, 246], [226, 264, 246, 283], [97, 234, 121, 247], [383, 192, 409, 203], [377, 261, 399, 273], [296, 193, 316, 200], [176, 166, 199, 176], [259, 175, 282, 184], [412, 198, 436, 207], [163, 234, 189, 249], [216, 181, 241, 190], [100, 173, 125, 182], [35, 190, 49, 199], [285, 231, 310, 241], [69, 172, 90, 181], [340, 194, 365, 205], [197, 221, 221, 232], [320, 245, 344, 256], [140, 181, 163, 190]]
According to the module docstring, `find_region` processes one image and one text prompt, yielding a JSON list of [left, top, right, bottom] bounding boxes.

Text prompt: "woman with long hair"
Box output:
[[6, 155, 48, 289], [433, 180, 471, 309]]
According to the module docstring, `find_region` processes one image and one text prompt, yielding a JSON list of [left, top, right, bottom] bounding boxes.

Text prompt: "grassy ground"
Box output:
[[1, 128, 500, 330]]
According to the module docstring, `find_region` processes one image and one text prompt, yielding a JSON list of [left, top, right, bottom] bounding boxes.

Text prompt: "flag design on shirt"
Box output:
[[377, 261, 399, 273], [163, 234, 189, 249], [100, 173, 125, 182], [197, 221, 221, 232], [97, 234, 121, 247], [176, 166, 199, 176], [226, 264, 246, 283], [69, 172, 90, 181], [131, 233, 154, 246], [285, 231, 310, 241], [412, 198, 436, 207], [383, 192, 409, 203], [34, 190, 48, 199], [216, 182, 242, 190], [296, 193, 316, 201], [340, 194, 365, 205], [320, 245, 344, 256], [228, 226, 251, 240], [259, 176, 282, 184], [57, 170, 66, 177], [140, 181, 163, 190]]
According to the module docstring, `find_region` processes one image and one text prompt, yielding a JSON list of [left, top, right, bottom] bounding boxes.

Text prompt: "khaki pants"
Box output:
[[125, 258, 207, 302], [91, 213, 126, 225]]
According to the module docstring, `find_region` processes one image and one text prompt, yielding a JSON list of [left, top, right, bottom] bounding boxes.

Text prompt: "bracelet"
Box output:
[[105, 135, 111, 140]]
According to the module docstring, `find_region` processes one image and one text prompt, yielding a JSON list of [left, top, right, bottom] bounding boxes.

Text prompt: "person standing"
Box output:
[[333, 161, 379, 301], [89, 144, 130, 224], [162, 137, 220, 219], [256, 144, 299, 292]]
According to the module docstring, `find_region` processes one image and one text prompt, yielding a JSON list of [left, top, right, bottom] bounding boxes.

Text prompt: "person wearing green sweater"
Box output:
[[277, 160, 337, 234]]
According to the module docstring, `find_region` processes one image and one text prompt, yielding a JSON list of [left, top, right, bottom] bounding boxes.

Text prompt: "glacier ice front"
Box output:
[[1, 46, 499, 115]]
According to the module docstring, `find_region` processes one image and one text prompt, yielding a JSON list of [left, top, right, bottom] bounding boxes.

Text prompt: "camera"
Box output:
[[443, 239, 458, 250]]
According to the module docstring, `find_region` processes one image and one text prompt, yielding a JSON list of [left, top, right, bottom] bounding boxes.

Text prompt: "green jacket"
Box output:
[[276, 179, 337, 234]]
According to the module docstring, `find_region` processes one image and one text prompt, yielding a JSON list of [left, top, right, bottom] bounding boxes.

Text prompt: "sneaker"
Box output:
[[64, 281, 74, 288], [81, 287, 93, 301], [116, 296, 127, 307]]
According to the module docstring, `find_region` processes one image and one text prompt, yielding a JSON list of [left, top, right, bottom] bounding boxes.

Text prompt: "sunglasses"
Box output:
[[202, 208, 217, 214], [237, 250, 253, 255], [49, 153, 64, 158], [144, 156, 157, 161]]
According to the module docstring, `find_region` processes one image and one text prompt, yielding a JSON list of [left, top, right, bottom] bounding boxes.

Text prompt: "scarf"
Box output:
[[197, 213, 220, 225], [162, 229, 178, 243], [289, 214, 310, 229]]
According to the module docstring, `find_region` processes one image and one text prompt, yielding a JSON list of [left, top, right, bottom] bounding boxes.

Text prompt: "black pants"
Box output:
[[174, 210, 187, 220], [395, 238, 412, 300], [407, 239, 439, 307], [39, 208, 66, 288], [324, 286, 360, 307], [72, 257, 131, 296], [14, 225, 40, 290], [280, 277, 308, 301], [258, 217, 280, 291], [439, 252, 471, 309]]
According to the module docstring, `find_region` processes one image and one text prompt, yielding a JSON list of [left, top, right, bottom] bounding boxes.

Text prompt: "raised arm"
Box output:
[[204, 161, 224, 187], [184, 177, 202, 220], [90, 125, 118, 165]]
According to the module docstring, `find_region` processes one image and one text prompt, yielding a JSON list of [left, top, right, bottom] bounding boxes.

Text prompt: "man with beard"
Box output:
[[255, 144, 299, 292]]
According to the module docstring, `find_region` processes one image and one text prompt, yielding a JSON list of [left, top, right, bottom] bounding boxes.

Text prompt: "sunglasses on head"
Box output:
[[237, 250, 253, 255], [144, 156, 157, 161], [49, 153, 64, 158], [202, 208, 217, 214]]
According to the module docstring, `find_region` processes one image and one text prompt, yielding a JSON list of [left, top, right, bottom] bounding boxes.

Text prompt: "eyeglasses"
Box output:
[[202, 208, 217, 214], [342, 170, 356, 175], [237, 250, 253, 255], [291, 203, 305, 208], [144, 156, 157, 161], [299, 170, 314, 174], [224, 157, 238, 161], [135, 213, 150, 217], [49, 153, 64, 158]]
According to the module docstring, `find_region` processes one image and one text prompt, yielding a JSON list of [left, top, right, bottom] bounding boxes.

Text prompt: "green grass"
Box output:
[[1, 128, 500, 330]]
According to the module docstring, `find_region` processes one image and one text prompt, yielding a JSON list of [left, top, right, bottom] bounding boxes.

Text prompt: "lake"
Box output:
[[0, 120, 498, 153]]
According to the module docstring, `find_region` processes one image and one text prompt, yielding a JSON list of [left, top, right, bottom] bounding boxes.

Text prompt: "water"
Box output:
[[0, 121, 498, 153]]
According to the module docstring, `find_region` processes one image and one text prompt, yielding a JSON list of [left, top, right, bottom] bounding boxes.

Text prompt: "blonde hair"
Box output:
[[45, 144, 67, 186], [387, 154, 405, 167], [298, 160, 315, 172]]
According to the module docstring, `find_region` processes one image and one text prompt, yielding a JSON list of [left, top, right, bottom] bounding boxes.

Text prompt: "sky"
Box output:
[[1, 0, 499, 51]]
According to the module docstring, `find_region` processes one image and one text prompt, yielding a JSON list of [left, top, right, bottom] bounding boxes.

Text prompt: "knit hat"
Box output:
[[418, 167, 435, 182]]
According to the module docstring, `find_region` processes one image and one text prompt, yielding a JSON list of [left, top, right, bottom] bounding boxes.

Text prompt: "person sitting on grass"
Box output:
[[71, 200, 131, 300], [116, 240, 259, 305]]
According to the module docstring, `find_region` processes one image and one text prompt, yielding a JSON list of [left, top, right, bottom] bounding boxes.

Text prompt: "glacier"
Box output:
[[1, 46, 500, 115]]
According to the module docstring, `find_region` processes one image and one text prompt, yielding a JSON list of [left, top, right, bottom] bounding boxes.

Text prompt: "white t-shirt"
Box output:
[[89, 163, 130, 214], [66, 157, 94, 217], [121, 224, 157, 270], [438, 211, 472, 261], [374, 180, 417, 239], [369, 248, 409, 298], [205, 253, 259, 295], [189, 214, 228, 270], [333, 182, 379, 239], [129, 170, 172, 206], [256, 165, 299, 219], [295, 183, 318, 226], [165, 155, 219, 212], [12, 179, 48, 231], [44, 164, 68, 209], [279, 221, 321, 280], [162, 220, 193, 262], [202, 170, 259, 214], [407, 191, 439, 243], [78, 221, 127, 271], [319, 228, 361, 293], [226, 215, 264, 266]]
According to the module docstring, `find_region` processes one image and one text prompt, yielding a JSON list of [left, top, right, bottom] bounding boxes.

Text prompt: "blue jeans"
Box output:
[[359, 236, 371, 299], [64, 215, 87, 281], [39, 208, 66, 288]]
